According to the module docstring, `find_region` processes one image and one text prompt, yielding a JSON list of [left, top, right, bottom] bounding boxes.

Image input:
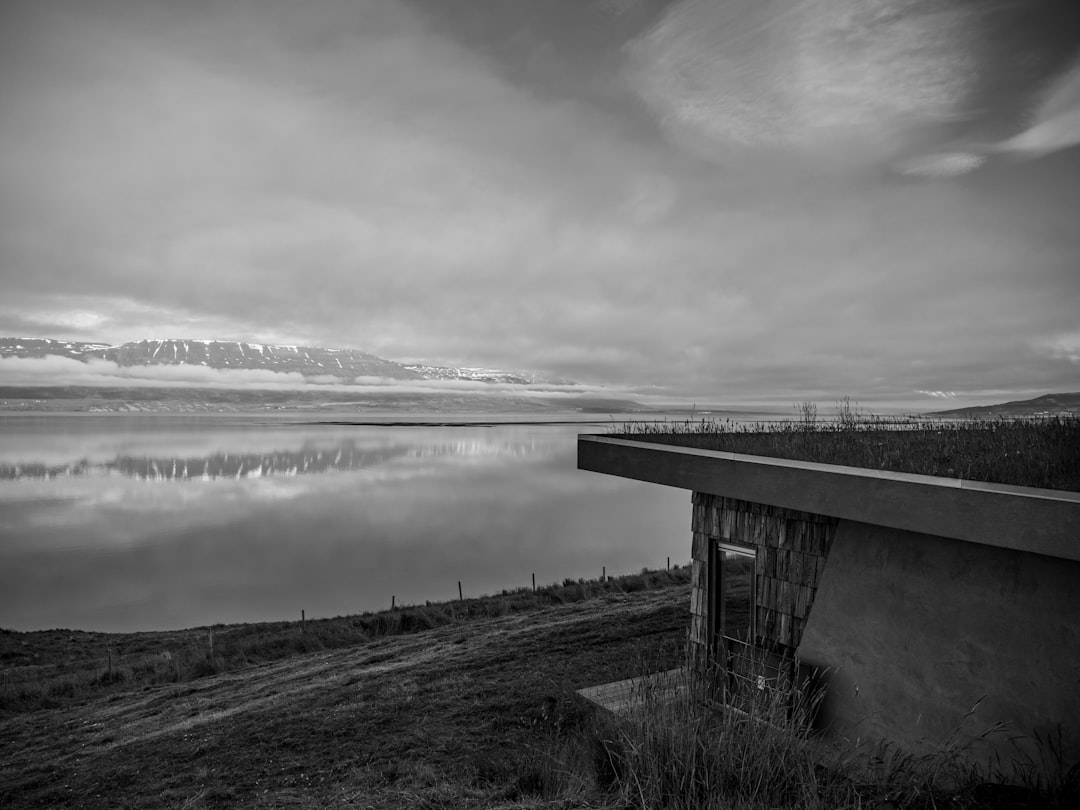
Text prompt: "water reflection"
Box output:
[[0, 437, 552, 481], [1, 442, 411, 481], [0, 417, 688, 632]]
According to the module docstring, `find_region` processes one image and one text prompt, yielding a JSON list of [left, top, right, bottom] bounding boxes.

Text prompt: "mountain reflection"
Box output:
[[0, 436, 555, 481], [0, 420, 691, 632]]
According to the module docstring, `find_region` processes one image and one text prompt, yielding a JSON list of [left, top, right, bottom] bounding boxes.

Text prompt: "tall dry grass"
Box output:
[[538, 660, 1080, 809], [544, 661, 855, 810], [612, 407, 1080, 491]]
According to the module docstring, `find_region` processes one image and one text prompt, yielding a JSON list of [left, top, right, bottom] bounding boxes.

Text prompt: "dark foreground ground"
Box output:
[[1, 586, 687, 809]]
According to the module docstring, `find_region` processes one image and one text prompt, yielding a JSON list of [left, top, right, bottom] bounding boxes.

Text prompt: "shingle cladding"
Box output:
[[690, 493, 837, 664]]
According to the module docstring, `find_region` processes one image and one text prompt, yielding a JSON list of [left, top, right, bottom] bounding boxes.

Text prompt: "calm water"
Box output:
[[0, 414, 692, 632]]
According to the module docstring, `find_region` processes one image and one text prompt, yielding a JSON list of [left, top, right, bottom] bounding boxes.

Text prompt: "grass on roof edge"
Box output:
[[609, 407, 1080, 492]]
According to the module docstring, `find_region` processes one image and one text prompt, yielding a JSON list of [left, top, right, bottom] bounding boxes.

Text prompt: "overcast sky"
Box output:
[[1, 0, 1079, 409]]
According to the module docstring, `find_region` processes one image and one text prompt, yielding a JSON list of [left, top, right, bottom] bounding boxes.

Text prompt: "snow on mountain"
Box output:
[[0, 338, 577, 386], [99, 339, 425, 380], [0, 338, 111, 360], [401, 364, 578, 386], [0, 338, 424, 381]]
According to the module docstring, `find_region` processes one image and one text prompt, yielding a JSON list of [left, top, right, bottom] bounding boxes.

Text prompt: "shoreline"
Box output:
[[1, 567, 690, 699], [1, 576, 689, 809]]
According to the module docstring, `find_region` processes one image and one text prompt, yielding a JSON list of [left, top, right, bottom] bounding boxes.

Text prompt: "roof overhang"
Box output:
[[578, 435, 1080, 562]]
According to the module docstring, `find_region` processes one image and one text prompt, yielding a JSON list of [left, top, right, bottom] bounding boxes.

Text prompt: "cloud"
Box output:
[[0, 354, 309, 388], [1039, 332, 1080, 364], [998, 55, 1080, 157], [1, 0, 1078, 410], [892, 152, 986, 178], [625, 0, 980, 168], [0, 355, 627, 402], [917, 391, 959, 400], [0, 1, 680, 356]]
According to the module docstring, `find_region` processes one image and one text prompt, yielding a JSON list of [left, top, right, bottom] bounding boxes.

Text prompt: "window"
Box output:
[[709, 537, 812, 724], [710, 541, 760, 707], [716, 543, 755, 644]]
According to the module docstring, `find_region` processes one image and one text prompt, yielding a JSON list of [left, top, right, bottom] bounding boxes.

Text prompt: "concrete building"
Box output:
[[578, 434, 1080, 775]]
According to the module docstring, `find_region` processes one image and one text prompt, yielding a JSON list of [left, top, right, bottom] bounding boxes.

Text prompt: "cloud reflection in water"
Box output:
[[0, 421, 687, 632]]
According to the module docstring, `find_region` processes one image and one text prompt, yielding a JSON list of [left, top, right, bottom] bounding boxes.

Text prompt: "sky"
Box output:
[[1, 0, 1079, 410]]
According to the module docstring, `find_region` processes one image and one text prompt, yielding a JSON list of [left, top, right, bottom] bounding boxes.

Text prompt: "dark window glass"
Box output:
[[719, 546, 754, 643]]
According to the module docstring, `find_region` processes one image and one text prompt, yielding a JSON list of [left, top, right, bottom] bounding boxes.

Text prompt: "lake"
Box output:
[[0, 413, 695, 632]]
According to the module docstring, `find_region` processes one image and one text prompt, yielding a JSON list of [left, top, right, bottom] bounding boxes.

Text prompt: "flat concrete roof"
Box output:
[[578, 435, 1080, 562]]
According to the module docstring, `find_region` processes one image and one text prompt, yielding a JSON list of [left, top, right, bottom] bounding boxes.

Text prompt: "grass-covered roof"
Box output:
[[611, 411, 1080, 492]]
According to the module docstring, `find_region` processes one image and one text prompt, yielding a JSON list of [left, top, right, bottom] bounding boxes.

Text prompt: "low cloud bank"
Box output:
[[0, 355, 612, 400]]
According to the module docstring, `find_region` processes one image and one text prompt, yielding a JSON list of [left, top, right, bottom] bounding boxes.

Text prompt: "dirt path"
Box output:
[[1, 587, 689, 809]]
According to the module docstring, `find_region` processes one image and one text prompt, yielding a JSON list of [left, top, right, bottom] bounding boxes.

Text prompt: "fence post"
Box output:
[[301, 610, 305, 633], [458, 581, 463, 601], [391, 595, 395, 610], [532, 572, 535, 592], [602, 566, 606, 582]]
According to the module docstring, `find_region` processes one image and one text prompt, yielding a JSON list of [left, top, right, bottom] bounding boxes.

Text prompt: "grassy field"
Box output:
[[3, 568, 1075, 808], [0, 570, 690, 716], [612, 407, 1080, 492], [1, 571, 691, 809]]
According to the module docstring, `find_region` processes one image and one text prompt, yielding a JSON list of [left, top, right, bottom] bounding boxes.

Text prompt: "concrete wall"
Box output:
[[578, 436, 1080, 561], [798, 519, 1080, 772]]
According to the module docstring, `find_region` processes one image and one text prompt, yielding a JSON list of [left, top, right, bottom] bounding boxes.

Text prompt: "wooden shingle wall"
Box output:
[[689, 493, 838, 665]]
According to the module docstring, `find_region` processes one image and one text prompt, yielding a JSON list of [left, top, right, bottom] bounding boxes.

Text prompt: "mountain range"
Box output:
[[0, 337, 576, 387], [4, 338, 1076, 418], [928, 392, 1080, 418]]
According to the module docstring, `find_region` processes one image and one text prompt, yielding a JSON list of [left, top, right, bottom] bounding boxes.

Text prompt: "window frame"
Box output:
[[708, 540, 757, 655]]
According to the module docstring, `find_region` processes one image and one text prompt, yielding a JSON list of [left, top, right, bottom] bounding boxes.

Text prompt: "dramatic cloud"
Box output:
[[1, 0, 1078, 409], [998, 53, 1080, 156]]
